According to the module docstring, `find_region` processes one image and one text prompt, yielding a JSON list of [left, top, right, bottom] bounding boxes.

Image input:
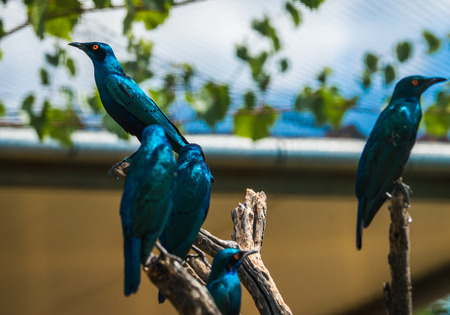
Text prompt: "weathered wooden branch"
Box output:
[[383, 179, 413, 315], [195, 189, 293, 315], [145, 188, 291, 314], [145, 251, 220, 315]]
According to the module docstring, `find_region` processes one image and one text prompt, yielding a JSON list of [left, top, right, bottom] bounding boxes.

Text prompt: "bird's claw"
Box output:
[[108, 160, 130, 179]]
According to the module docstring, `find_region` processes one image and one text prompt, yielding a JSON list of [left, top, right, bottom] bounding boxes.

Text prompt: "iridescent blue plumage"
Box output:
[[207, 248, 257, 315], [158, 143, 212, 303], [119, 125, 176, 295], [355, 75, 446, 250], [69, 42, 188, 172]]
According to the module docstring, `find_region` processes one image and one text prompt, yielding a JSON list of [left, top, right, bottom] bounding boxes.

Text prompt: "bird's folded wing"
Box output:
[[104, 74, 183, 136]]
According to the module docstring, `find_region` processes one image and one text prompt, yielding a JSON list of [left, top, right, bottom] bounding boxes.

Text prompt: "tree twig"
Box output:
[[383, 179, 413, 315]]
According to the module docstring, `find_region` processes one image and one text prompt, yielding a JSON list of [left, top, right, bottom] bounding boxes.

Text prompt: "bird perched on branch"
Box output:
[[158, 143, 212, 303], [119, 124, 176, 296], [207, 248, 258, 315], [355, 75, 446, 250], [69, 41, 188, 177]]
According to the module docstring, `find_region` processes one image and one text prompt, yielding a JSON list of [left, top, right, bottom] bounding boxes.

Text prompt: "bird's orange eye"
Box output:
[[93, 44, 99, 50], [233, 253, 239, 260], [412, 79, 418, 86]]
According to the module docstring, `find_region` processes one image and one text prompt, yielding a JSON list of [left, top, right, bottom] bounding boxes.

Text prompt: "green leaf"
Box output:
[[285, 2, 302, 27], [279, 58, 289, 73], [47, 106, 79, 147], [362, 69, 372, 89], [0, 100, 5, 117], [123, 8, 135, 34], [21, 94, 36, 113], [0, 47, 3, 60], [297, 0, 325, 10], [384, 64, 396, 85], [249, 51, 267, 75], [66, 57, 76, 76], [233, 106, 277, 141], [295, 81, 358, 129], [364, 52, 378, 73], [135, 9, 169, 31], [244, 90, 256, 110], [189, 82, 230, 128], [251, 16, 281, 51], [317, 67, 332, 85], [45, 0, 82, 40], [27, 0, 47, 39], [396, 41, 412, 63], [423, 30, 441, 54], [182, 63, 194, 88], [0, 19, 5, 39], [45, 52, 59, 66], [40, 68, 50, 85], [236, 44, 249, 61], [93, 0, 111, 8], [424, 105, 450, 137]]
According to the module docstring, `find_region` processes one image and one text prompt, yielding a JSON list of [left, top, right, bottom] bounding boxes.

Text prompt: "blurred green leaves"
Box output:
[[296, 68, 357, 129], [27, 0, 82, 40], [190, 82, 231, 128], [234, 106, 277, 141], [422, 30, 441, 54], [424, 85, 450, 138], [21, 93, 81, 146]]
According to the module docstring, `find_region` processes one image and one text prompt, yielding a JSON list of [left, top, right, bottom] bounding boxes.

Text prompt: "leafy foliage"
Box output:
[[189, 82, 231, 128], [233, 106, 277, 141], [424, 85, 450, 138], [21, 94, 81, 146], [295, 68, 357, 129], [422, 30, 441, 54], [395, 41, 412, 63]]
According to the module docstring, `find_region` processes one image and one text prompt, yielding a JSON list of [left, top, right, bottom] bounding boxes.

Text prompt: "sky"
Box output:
[[0, 0, 449, 137]]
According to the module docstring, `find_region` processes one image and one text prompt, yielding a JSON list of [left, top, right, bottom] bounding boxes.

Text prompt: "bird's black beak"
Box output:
[[68, 42, 87, 52], [239, 249, 258, 260], [426, 77, 447, 87]]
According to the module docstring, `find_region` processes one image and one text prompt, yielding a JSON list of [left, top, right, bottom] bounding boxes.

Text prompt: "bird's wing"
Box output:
[[357, 104, 417, 226], [104, 74, 188, 148], [160, 162, 211, 258], [131, 143, 175, 238]]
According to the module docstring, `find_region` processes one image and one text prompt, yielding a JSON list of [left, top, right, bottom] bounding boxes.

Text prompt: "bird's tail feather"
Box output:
[[158, 290, 167, 303], [124, 236, 141, 296], [356, 201, 364, 251]]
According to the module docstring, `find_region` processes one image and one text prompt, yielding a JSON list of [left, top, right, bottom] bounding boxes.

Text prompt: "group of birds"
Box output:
[[70, 41, 254, 314], [70, 41, 446, 313]]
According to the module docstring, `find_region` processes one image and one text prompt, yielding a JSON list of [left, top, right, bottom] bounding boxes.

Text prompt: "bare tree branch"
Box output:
[[383, 179, 413, 315], [145, 252, 220, 315], [195, 189, 293, 315]]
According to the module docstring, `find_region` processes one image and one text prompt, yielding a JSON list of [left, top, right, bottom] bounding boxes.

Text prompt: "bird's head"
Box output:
[[179, 143, 205, 161], [140, 124, 168, 151], [212, 248, 258, 274], [68, 41, 115, 63], [392, 75, 446, 99]]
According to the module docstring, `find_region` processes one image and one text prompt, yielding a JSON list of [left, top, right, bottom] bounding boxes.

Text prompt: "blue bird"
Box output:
[[207, 248, 258, 315], [119, 124, 176, 296], [355, 75, 446, 250], [69, 42, 188, 175], [158, 143, 212, 303]]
